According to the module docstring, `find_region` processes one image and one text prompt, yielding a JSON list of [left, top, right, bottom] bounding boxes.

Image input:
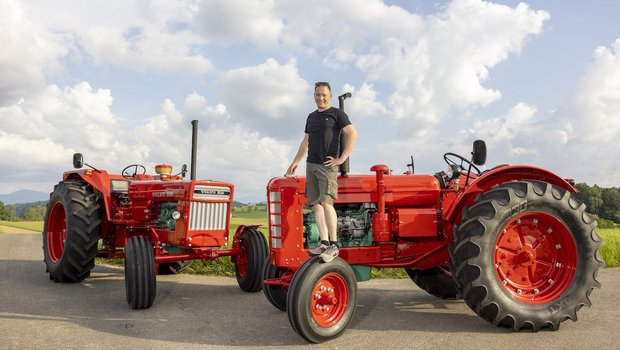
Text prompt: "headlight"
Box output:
[[171, 210, 181, 220]]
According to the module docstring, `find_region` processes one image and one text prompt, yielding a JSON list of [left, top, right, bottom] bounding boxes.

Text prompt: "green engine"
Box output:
[[156, 201, 178, 231], [304, 203, 375, 248]]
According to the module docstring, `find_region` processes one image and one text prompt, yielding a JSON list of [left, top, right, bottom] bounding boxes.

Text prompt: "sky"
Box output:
[[0, 0, 619, 203]]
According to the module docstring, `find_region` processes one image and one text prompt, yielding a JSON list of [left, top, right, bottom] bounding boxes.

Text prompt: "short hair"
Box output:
[[314, 81, 331, 92]]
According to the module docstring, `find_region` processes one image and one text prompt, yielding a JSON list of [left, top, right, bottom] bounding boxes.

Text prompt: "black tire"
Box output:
[[450, 180, 604, 331], [262, 258, 289, 311], [235, 228, 268, 292], [158, 260, 194, 275], [43, 180, 101, 282], [287, 257, 357, 343], [125, 236, 156, 309], [405, 266, 459, 299]]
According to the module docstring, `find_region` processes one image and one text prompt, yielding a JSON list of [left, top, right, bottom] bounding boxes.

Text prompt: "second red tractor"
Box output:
[[261, 140, 604, 343]]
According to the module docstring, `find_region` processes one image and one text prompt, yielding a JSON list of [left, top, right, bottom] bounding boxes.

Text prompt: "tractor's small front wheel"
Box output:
[[234, 228, 268, 292], [287, 257, 357, 343], [124, 236, 156, 309]]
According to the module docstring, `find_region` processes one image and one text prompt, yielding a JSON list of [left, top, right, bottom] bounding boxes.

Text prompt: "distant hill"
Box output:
[[0, 190, 48, 204]]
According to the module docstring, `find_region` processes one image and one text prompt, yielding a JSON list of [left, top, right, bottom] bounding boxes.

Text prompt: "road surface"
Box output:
[[1, 232, 618, 350]]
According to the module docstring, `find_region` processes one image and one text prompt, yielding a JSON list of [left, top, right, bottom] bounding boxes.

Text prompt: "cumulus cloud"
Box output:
[[0, 0, 69, 106], [218, 58, 310, 137], [192, 0, 548, 138], [131, 94, 292, 202], [0, 84, 290, 200], [453, 39, 620, 185], [15, 0, 213, 75], [194, 0, 283, 47], [356, 1, 549, 136], [79, 25, 213, 74]]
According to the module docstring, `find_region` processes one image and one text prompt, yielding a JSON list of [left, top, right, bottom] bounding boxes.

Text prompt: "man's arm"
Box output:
[[324, 124, 358, 167], [286, 133, 309, 176]]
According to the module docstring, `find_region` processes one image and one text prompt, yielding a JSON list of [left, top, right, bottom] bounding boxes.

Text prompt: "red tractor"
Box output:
[[261, 140, 604, 343], [42, 120, 267, 309]]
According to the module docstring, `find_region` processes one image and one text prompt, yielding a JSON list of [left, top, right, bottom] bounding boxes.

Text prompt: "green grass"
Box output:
[[599, 228, 620, 267], [0, 220, 43, 232], [184, 211, 267, 276]]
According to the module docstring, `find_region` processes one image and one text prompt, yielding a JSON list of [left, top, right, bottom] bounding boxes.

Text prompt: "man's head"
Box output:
[[314, 82, 332, 111]]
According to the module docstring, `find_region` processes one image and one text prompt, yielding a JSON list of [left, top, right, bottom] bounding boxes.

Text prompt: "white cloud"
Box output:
[[452, 39, 620, 186], [194, 0, 283, 47], [79, 25, 213, 74], [356, 0, 549, 136], [218, 58, 310, 137], [14, 0, 213, 75], [0, 0, 69, 105], [342, 83, 387, 119], [0, 83, 291, 200], [192, 0, 549, 138]]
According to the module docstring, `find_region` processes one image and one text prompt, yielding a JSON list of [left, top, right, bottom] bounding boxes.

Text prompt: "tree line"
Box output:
[[0, 201, 46, 221], [574, 183, 620, 226]]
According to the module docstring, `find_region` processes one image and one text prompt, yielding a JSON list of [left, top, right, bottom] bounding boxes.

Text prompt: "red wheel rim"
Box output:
[[494, 212, 577, 304], [310, 272, 349, 328], [46, 202, 67, 263], [237, 242, 248, 277]]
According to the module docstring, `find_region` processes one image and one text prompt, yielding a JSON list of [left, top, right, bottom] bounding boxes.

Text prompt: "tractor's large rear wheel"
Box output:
[[287, 257, 357, 343], [262, 258, 291, 311], [125, 236, 156, 309], [450, 180, 604, 331], [43, 180, 101, 282], [405, 265, 459, 299], [234, 228, 268, 292]]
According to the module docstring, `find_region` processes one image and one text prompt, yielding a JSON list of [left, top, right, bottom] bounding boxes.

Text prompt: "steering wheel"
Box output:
[[122, 164, 147, 178], [443, 152, 482, 176]]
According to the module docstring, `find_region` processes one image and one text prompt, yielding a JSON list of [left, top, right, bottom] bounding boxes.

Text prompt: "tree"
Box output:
[[23, 205, 46, 221], [600, 187, 620, 223], [575, 183, 603, 215], [0, 201, 17, 221]]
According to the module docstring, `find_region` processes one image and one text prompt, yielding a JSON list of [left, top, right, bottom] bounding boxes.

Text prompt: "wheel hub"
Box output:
[[311, 273, 348, 327], [494, 212, 577, 304]]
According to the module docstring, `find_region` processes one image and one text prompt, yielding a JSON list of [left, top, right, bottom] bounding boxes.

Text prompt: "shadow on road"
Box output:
[[0, 257, 507, 347]]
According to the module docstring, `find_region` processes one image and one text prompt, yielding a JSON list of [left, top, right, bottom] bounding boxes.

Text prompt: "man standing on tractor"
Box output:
[[286, 81, 358, 262]]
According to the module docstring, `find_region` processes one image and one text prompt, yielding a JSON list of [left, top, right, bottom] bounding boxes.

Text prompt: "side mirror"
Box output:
[[180, 164, 188, 178], [471, 140, 487, 166], [73, 153, 84, 169]]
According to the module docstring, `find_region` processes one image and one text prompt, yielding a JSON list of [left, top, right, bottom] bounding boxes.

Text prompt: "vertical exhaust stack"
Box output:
[[191, 120, 198, 180], [338, 92, 352, 177]]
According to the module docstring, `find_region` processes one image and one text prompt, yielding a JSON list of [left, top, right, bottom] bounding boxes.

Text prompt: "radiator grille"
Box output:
[[189, 201, 228, 230]]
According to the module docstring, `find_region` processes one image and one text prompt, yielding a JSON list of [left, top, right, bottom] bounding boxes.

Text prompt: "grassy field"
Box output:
[[0, 221, 42, 232], [4, 214, 619, 274]]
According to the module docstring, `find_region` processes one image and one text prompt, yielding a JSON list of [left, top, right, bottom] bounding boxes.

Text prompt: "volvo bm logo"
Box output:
[[193, 185, 231, 199]]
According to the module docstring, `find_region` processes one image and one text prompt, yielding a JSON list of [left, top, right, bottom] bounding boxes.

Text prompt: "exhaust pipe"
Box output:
[[191, 120, 198, 180], [338, 92, 352, 176]]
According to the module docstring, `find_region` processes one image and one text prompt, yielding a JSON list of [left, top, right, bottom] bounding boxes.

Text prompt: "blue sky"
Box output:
[[0, 0, 619, 202]]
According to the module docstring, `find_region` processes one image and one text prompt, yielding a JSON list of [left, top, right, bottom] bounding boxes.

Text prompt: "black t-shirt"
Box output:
[[304, 107, 352, 164]]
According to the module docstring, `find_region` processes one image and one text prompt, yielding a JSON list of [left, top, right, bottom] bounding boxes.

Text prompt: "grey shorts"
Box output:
[[306, 162, 338, 205]]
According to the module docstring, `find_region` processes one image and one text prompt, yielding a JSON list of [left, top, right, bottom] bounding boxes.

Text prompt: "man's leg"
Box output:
[[308, 204, 330, 255], [314, 203, 329, 242], [322, 202, 338, 242]]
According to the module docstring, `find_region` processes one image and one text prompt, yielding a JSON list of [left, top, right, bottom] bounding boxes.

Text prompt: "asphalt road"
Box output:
[[1, 233, 618, 350]]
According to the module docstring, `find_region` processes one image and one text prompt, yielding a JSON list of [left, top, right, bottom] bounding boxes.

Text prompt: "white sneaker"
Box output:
[[309, 243, 328, 256], [320, 244, 339, 263]]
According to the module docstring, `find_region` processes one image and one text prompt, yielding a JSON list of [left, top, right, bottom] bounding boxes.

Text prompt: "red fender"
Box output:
[[444, 164, 577, 223]]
